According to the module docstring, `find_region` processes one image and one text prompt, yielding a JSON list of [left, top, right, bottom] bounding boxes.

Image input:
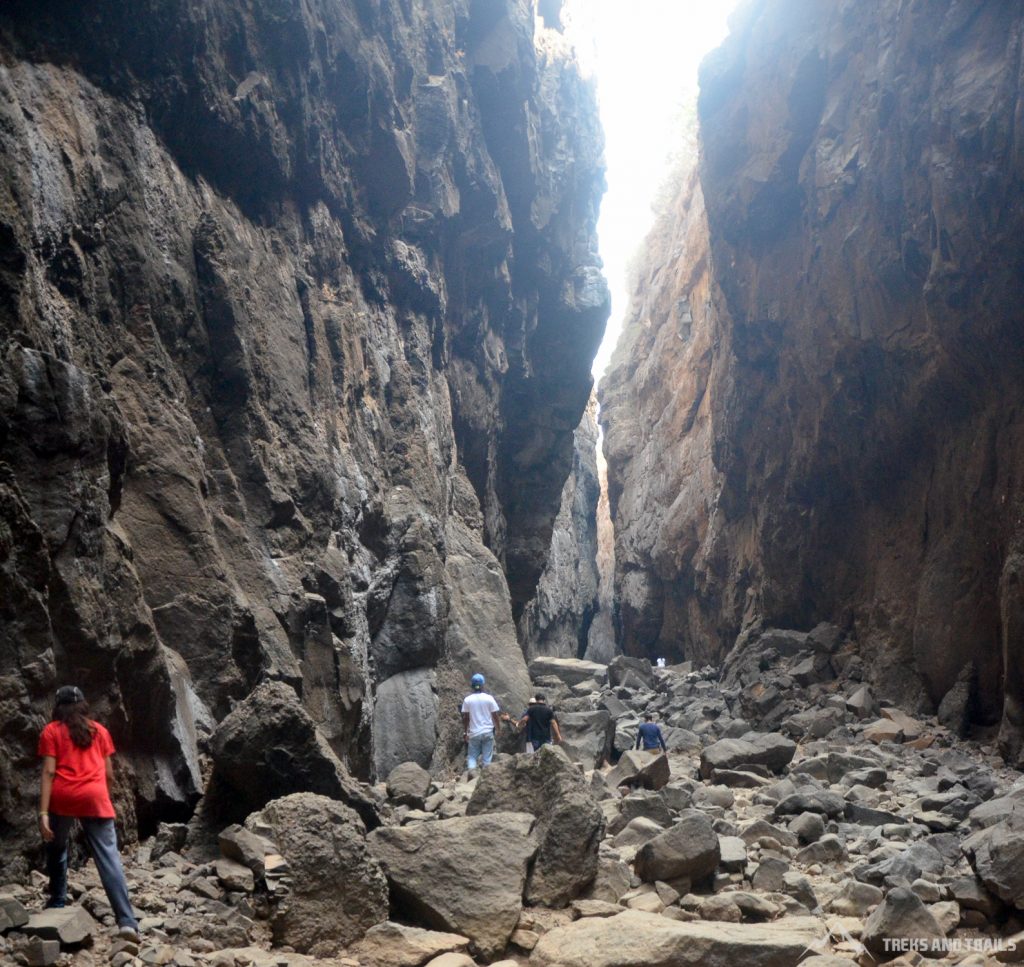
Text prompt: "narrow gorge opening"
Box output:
[[1, 0, 1023, 963]]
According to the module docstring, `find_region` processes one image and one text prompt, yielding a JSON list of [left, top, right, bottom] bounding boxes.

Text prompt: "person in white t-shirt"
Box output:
[[461, 673, 501, 773]]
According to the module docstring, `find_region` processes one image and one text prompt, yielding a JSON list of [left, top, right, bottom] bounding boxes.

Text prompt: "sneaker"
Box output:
[[116, 925, 140, 943]]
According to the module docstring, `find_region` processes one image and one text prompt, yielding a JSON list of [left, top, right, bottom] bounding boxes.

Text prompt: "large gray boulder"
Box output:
[[22, 907, 98, 946], [607, 749, 670, 791], [386, 761, 433, 809], [467, 745, 603, 906], [964, 812, 1024, 909], [557, 710, 612, 768], [209, 681, 379, 829], [634, 810, 720, 884], [700, 733, 796, 779], [373, 670, 439, 779], [368, 812, 537, 958], [245, 793, 388, 953], [608, 655, 653, 688], [528, 656, 608, 687], [861, 887, 944, 958], [530, 910, 825, 967]]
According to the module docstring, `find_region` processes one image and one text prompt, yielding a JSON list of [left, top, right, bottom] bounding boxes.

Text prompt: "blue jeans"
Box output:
[[467, 731, 495, 770], [46, 816, 138, 930]]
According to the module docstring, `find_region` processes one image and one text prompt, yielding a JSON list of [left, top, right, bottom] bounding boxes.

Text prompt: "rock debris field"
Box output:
[[2, 625, 1023, 967]]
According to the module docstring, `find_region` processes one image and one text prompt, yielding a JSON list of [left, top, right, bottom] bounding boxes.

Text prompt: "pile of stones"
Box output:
[[3, 625, 1023, 966]]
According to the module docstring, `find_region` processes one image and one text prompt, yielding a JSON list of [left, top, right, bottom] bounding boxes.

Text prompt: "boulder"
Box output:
[[608, 789, 673, 833], [949, 876, 1003, 917], [218, 824, 278, 876], [467, 745, 603, 906], [863, 719, 904, 744], [827, 880, 884, 916], [209, 681, 379, 829], [19, 937, 60, 967], [245, 793, 388, 952], [845, 685, 878, 719], [22, 908, 98, 946], [607, 749, 670, 791], [373, 670, 440, 779], [857, 841, 946, 885], [879, 707, 924, 740], [351, 921, 470, 967], [611, 816, 666, 848], [634, 810, 720, 883], [964, 812, 1024, 909], [558, 710, 613, 768], [530, 910, 825, 967], [774, 790, 846, 818], [368, 812, 537, 958], [612, 716, 641, 756], [528, 657, 608, 687], [387, 761, 433, 809], [425, 955, 476, 967], [608, 656, 653, 688], [751, 858, 790, 892], [719, 836, 748, 873], [215, 857, 255, 893], [584, 857, 633, 904], [794, 833, 847, 865], [0, 895, 29, 931], [699, 733, 796, 779], [861, 886, 944, 958], [789, 812, 825, 844]]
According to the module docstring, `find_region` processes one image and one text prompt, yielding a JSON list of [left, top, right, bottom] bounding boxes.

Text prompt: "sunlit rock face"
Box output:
[[0, 0, 607, 874], [601, 0, 1024, 761]]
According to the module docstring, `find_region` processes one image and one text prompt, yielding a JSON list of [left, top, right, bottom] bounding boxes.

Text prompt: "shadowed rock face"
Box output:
[[0, 0, 607, 874], [517, 396, 601, 662], [601, 0, 1024, 760]]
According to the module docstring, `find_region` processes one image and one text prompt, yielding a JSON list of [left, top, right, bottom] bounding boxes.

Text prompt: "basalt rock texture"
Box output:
[[0, 0, 608, 876], [601, 0, 1024, 762], [517, 395, 601, 662]]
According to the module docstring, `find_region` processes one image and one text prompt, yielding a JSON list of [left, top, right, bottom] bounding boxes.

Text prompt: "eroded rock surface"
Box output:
[[600, 0, 1024, 762], [0, 0, 608, 874]]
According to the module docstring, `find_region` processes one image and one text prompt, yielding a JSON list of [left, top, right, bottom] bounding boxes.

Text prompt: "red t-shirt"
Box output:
[[37, 720, 116, 818]]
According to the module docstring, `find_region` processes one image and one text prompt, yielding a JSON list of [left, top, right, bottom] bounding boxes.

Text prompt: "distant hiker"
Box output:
[[517, 697, 538, 753], [461, 673, 501, 773], [635, 712, 667, 753], [38, 686, 140, 943], [656, 657, 667, 668], [519, 694, 562, 752]]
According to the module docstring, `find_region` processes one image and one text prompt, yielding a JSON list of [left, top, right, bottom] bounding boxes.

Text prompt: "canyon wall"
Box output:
[[0, 0, 607, 873], [601, 0, 1024, 762], [517, 394, 600, 662]]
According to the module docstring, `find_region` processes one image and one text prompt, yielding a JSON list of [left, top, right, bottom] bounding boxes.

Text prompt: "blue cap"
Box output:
[[471, 673, 485, 688]]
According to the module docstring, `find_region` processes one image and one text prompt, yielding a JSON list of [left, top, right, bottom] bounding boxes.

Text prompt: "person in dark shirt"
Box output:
[[519, 694, 562, 751], [635, 713, 667, 752]]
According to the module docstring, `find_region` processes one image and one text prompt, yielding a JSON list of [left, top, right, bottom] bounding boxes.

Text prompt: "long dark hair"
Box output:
[[53, 700, 95, 749]]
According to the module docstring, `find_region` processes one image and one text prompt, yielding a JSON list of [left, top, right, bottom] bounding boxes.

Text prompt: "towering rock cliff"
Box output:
[[601, 0, 1024, 762], [0, 0, 608, 874]]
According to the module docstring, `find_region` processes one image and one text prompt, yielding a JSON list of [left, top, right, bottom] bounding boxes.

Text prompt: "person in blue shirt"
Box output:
[[635, 713, 667, 753]]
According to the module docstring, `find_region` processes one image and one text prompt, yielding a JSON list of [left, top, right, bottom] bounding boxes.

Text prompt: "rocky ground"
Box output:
[[2, 625, 1023, 967]]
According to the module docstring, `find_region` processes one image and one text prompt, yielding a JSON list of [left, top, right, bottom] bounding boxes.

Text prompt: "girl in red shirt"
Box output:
[[38, 686, 139, 942]]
